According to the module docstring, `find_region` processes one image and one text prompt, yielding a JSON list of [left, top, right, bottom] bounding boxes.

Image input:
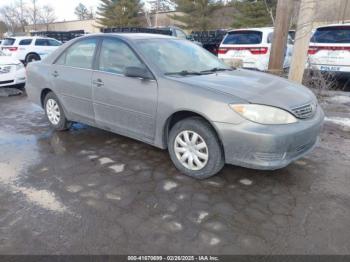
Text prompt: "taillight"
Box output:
[[218, 47, 268, 55], [249, 47, 268, 55], [3, 47, 18, 52], [218, 48, 228, 54], [308, 45, 350, 55]]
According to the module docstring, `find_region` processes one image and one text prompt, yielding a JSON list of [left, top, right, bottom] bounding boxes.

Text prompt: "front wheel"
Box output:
[[44, 92, 71, 131], [168, 117, 224, 179]]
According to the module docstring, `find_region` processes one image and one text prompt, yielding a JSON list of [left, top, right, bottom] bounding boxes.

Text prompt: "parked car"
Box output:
[[308, 24, 350, 74], [218, 27, 294, 71], [26, 34, 324, 179], [1, 36, 61, 64], [0, 50, 26, 88]]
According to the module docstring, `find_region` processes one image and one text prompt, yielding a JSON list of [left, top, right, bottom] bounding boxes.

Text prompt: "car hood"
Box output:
[[170, 69, 316, 111], [0, 56, 20, 65]]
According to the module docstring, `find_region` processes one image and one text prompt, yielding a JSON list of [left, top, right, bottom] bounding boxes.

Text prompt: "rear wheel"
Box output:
[[25, 53, 40, 64], [168, 117, 224, 179], [44, 92, 71, 131]]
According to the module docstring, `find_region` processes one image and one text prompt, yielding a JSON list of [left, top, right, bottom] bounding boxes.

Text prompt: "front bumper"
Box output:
[[0, 69, 26, 87], [213, 107, 325, 170]]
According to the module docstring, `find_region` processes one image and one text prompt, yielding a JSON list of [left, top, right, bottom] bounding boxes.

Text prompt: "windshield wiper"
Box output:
[[164, 70, 203, 76], [200, 67, 233, 74]]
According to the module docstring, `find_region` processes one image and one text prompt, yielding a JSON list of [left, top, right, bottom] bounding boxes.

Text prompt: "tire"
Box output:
[[44, 92, 71, 131], [25, 53, 40, 64], [168, 117, 224, 179]]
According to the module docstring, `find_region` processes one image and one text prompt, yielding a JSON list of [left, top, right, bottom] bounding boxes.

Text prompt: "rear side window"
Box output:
[[312, 26, 350, 43], [19, 39, 32, 45], [2, 38, 16, 46], [56, 38, 97, 69], [223, 31, 263, 45]]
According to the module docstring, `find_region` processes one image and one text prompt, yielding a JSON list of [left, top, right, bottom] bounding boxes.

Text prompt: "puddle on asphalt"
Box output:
[[0, 130, 69, 213]]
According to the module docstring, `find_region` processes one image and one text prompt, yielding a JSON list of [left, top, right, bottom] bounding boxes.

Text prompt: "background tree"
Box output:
[[39, 5, 56, 30], [0, 20, 8, 37], [172, 0, 219, 31], [231, 0, 277, 28], [97, 0, 142, 27], [75, 3, 94, 20]]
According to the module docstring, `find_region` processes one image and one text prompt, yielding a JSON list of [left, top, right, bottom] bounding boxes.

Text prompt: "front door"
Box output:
[[92, 38, 158, 141]]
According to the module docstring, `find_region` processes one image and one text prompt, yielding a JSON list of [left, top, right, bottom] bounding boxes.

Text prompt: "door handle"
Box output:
[[52, 71, 59, 77], [93, 78, 104, 87]]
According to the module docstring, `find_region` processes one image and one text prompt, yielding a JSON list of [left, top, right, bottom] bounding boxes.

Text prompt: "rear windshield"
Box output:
[[2, 38, 16, 46], [312, 26, 350, 43], [223, 31, 263, 45]]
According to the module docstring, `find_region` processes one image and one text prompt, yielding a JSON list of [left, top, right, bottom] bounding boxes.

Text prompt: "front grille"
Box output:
[[0, 66, 12, 74], [292, 103, 317, 119]]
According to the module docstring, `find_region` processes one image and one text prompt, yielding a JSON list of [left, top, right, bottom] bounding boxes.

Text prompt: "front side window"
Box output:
[[137, 39, 229, 74], [56, 38, 97, 69], [48, 39, 61, 46], [98, 38, 143, 74], [19, 39, 32, 45], [175, 29, 187, 39], [35, 39, 49, 46], [223, 31, 263, 45]]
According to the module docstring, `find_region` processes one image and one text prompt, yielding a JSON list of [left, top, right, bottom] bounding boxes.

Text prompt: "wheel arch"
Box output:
[[162, 110, 224, 152], [40, 88, 53, 108], [25, 52, 41, 62]]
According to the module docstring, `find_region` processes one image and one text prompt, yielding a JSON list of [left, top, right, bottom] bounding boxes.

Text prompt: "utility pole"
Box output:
[[342, 0, 349, 23], [268, 0, 294, 75], [288, 0, 316, 83]]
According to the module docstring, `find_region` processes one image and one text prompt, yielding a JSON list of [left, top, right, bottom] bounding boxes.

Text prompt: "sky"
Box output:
[[0, 0, 137, 21]]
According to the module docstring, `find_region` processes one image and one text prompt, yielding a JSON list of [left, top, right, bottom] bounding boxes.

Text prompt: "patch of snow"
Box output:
[[166, 221, 183, 232], [325, 117, 350, 129], [88, 155, 99, 160], [239, 178, 253, 186], [105, 193, 122, 201], [98, 157, 114, 165], [209, 237, 221, 246], [197, 211, 209, 223], [109, 164, 125, 173], [328, 95, 350, 104], [163, 180, 178, 191], [66, 185, 83, 193]]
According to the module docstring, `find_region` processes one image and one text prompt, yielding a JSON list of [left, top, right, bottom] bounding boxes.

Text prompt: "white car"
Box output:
[[218, 27, 294, 71], [0, 50, 26, 88], [308, 24, 350, 74], [1, 36, 61, 64]]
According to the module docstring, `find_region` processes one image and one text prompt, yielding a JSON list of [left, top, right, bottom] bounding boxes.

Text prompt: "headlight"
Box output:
[[230, 104, 297, 125], [16, 63, 24, 71]]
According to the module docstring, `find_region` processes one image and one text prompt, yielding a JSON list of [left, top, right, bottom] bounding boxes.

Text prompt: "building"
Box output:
[[25, 19, 100, 34]]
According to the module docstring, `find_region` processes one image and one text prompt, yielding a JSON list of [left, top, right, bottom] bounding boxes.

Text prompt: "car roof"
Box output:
[[5, 36, 55, 40], [87, 33, 175, 40], [227, 27, 274, 33], [315, 23, 350, 30]]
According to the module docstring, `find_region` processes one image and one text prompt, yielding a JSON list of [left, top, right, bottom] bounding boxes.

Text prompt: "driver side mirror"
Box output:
[[124, 66, 153, 80]]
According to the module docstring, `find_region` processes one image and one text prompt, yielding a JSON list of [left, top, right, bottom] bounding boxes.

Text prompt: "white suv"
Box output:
[[218, 27, 294, 71], [1, 36, 61, 64], [308, 24, 350, 74]]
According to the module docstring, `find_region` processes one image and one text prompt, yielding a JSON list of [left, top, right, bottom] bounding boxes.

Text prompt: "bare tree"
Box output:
[[75, 3, 94, 20], [0, 0, 29, 33], [28, 0, 39, 30], [39, 5, 56, 31]]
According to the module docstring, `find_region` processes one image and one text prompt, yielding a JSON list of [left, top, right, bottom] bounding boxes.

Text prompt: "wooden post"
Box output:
[[288, 0, 316, 83], [268, 0, 294, 75]]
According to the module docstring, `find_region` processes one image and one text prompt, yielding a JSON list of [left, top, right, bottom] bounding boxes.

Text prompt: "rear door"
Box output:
[[51, 37, 98, 124], [92, 37, 158, 141], [309, 26, 350, 73]]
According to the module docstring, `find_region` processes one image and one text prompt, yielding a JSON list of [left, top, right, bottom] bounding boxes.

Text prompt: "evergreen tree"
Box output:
[[97, 0, 142, 27], [172, 0, 219, 31], [231, 0, 277, 28]]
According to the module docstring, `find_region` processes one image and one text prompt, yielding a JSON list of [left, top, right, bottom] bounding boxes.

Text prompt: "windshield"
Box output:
[[136, 39, 230, 75], [312, 26, 350, 43]]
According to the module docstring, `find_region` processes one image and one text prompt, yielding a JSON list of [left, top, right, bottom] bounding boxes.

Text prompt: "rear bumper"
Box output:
[[213, 107, 324, 170], [0, 70, 26, 87]]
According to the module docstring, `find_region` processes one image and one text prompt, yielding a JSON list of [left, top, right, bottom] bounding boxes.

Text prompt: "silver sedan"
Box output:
[[26, 33, 324, 179]]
